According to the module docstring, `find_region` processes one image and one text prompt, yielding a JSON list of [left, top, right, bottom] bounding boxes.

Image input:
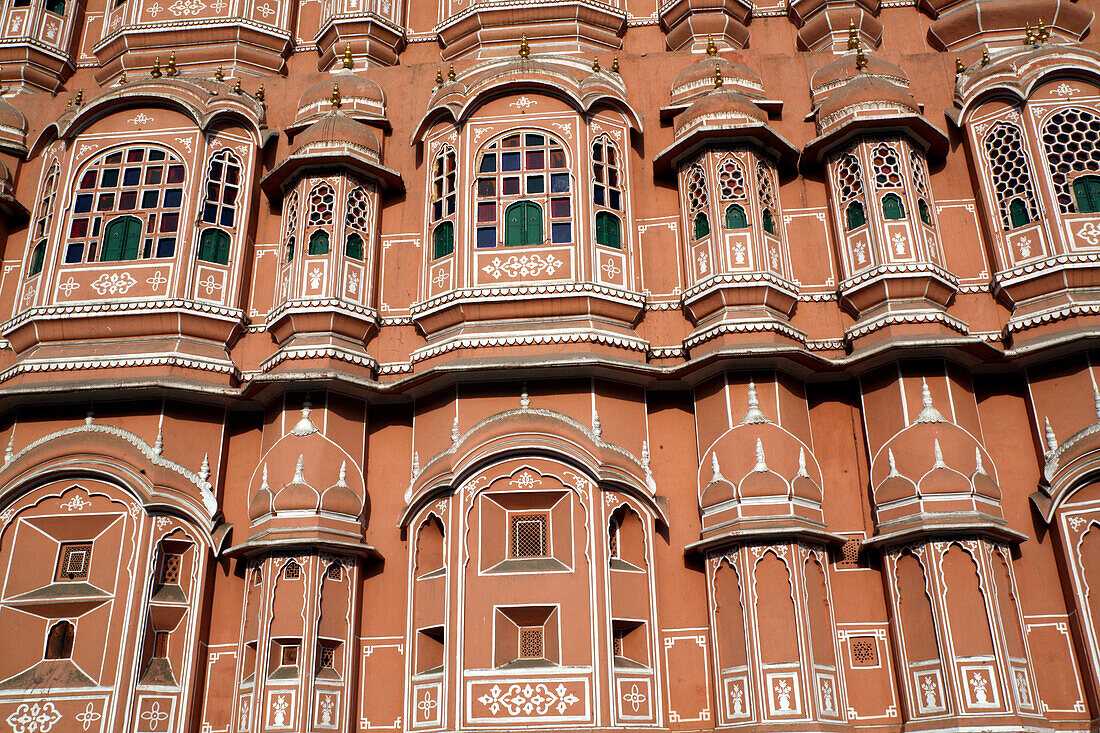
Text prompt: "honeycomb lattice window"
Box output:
[[519, 627, 544, 659], [253, 567, 263, 585], [612, 632, 623, 658], [837, 538, 862, 568], [161, 553, 182, 585], [1042, 107, 1100, 213], [345, 185, 373, 232], [849, 636, 879, 667], [326, 564, 342, 580], [834, 153, 864, 204], [686, 163, 709, 213], [307, 182, 335, 227], [983, 122, 1040, 229], [319, 645, 336, 669], [608, 518, 620, 559], [283, 561, 301, 580], [871, 143, 903, 188], [510, 515, 547, 558], [431, 145, 457, 223], [717, 155, 746, 200], [284, 190, 299, 240], [56, 542, 92, 581], [756, 159, 777, 211], [910, 150, 928, 198]]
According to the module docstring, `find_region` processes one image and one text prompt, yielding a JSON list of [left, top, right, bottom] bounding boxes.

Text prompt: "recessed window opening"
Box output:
[[475, 132, 571, 248], [510, 514, 547, 558]]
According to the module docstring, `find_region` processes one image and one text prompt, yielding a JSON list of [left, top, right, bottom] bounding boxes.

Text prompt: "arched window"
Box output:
[[45, 621, 75, 660], [725, 203, 748, 229], [504, 201, 543, 246], [285, 237, 296, 262], [45, 0, 65, 13], [846, 202, 866, 231], [31, 163, 58, 270], [984, 122, 1039, 229], [345, 185, 372, 261], [694, 212, 710, 240], [871, 143, 902, 188], [67, 146, 185, 263], [432, 222, 454, 258], [345, 233, 364, 260], [282, 190, 299, 262], [756, 160, 777, 224], [101, 215, 142, 261], [197, 228, 230, 265], [431, 145, 457, 224], [592, 136, 623, 212], [1073, 175, 1100, 213], [1042, 108, 1100, 213], [762, 208, 776, 234], [918, 199, 932, 226], [476, 132, 570, 248], [882, 193, 905, 220], [29, 242, 45, 276], [910, 150, 929, 198], [309, 230, 330, 255], [201, 150, 241, 228], [595, 211, 621, 248], [1009, 199, 1031, 228]]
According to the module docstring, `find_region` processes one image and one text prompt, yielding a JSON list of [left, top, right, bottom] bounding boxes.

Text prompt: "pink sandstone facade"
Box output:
[[2, 0, 1100, 731]]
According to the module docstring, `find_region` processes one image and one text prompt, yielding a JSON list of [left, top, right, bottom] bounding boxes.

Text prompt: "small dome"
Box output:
[[248, 484, 273, 521], [810, 51, 910, 98], [671, 56, 765, 106], [298, 70, 385, 123], [272, 454, 321, 512], [319, 461, 363, 518], [816, 73, 921, 125], [792, 471, 822, 503], [293, 112, 382, 159], [701, 479, 736, 509], [675, 89, 767, 137], [875, 469, 918, 504], [0, 97, 26, 135]]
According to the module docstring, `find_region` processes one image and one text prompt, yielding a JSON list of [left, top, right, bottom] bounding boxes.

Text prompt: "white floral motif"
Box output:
[[1014, 670, 1031, 707], [1053, 83, 1079, 97], [75, 703, 101, 731], [146, 271, 168, 292], [21, 285, 35, 306], [622, 684, 646, 712], [732, 243, 746, 264], [1078, 221, 1100, 246], [509, 96, 536, 110], [44, 23, 57, 40], [1017, 235, 1033, 257], [198, 275, 221, 295], [481, 254, 563, 280], [892, 232, 907, 255], [729, 683, 744, 714], [768, 247, 779, 269], [271, 696, 288, 727], [476, 683, 581, 716], [211, 0, 226, 10], [347, 271, 360, 295], [129, 113, 152, 125], [176, 137, 192, 153], [148, 3, 163, 15], [309, 267, 323, 289], [821, 679, 834, 712], [256, 2, 275, 16], [774, 679, 793, 710], [61, 494, 90, 511], [6, 702, 62, 733], [697, 251, 709, 275], [169, 0, 206, 14], [969, 671, 989, 704], [431, 269, 449, 287], [139, 701, 169, 730], [921, 677, 938, 707], [416, 691, 436, 720], [1068, 516, 1087, 531], [91, 272, 137, 295], [9, 17, 23, 33], [854, 242, 867, 264], [601, 258, 621, 278], [509, 470, 538, 488], [319, 695, 336, 725]]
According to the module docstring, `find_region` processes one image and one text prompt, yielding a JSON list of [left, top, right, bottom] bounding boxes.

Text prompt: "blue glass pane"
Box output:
[[552, 222, 571, 243], [122, 168, 141, 186], [65, 243, 84, 263], [501, 152, 521, 172], [75, 194, 93, 213], [551, 173, 570, 193], [479, 154, 497, 173], [477, 227, 496, 248]]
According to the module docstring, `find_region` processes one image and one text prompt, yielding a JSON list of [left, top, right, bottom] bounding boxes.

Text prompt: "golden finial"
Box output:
[[74, 88, 82, 106], [1038, 18, 1049, 43], [856, 48, 867, 70], [256, 84, 265, 102], [166, 51, 178, 77], [448, 63, 456, 81], [612, 55, 619, 73], [119, 70, 127, 84], [714, 64, 723, 87], [519, 34, 530, 59], [151, 56, 162, 78], [1025, 22, 1036, 46], [955, 56, 964, 75], [706, 35, 717, 56], [331, 82, 342, 108], [435, 67, 444, 86], [233, 77, 241, 93], [847, 20, 859, 51], [343, 42, 353, 69], [215, 65, 224, 82], [65, 97, 72, 108], [981, 49, 991, 66], [592, 56, 600, 73]]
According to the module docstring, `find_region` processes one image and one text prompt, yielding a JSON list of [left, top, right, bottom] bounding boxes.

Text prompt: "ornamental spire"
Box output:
[[710, 451, 723, 483], [166, 51, 178, 77], [151, 56, 162, 78], [519, 34, 530, 59], [293, 454, 305, 484], [847, 20, 859, 51], [753, 439, 768, 472], [740, 380, 769, 424], [331, 82, 342, 108], [706, 35, 717, 56], [1044, 417, 1058, 454], [914, 378, 946, 424], [343, 42, 353, 69], [337, 461, 348, 488]]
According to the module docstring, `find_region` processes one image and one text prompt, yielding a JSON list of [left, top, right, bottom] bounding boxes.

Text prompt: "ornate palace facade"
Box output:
[[1, 0, 1100, 731]]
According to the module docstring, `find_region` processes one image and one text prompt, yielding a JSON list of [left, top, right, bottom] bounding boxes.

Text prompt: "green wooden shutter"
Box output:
[[694, 213, 710, 240], [346, 233, 365, 260], [102, 217, 141, 262], [1009, 199, 1030, 228], [198, 230, 230, 265], [882, 194, 905, 220], [432, 223, 454, 258], [725, 204, 747, 229], [524, 202, 542, 245], [1074, 176, 1100, 213], [596, 212, 621, 248], [309, 230, 330, 255], [505, 203, 525, 246], [762, 209, 776, 235], [846, 202, 865, 231], [30, 241, 45, 275]]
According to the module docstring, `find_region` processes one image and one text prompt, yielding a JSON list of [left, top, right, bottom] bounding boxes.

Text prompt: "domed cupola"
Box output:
[[694, 382, 840, 550], [868, 380, 1020, 545], [236, 399, 373, 556], [294, 65, 387, 133], [668, 53, 767, 109], [0, 95, 28, 157]]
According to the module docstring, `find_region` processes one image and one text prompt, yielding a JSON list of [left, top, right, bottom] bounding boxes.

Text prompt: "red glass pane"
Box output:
[[145, 167, 163, 185], [525, 150, 544, 170], [79, 171, 96, 189], [69, 219, 88, 237], [126, 149, 144, 162], [502, 135, 520, 148], [503, 177, 520, 195], [551, 198, 570, 218], [119, 192, 137, 210], [160, 213, 179, 232], [550, 149, 566, 168], [167, 165, 185, 183], [477, 202, 496, 222]]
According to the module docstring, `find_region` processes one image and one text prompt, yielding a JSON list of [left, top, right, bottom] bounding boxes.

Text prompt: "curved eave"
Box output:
[[863, 517, 1028, 548], [411, 75, 642, 144], [0, 192, 29, 222], [30, 81, 274, 157], [951, 51, 1100, 124], [802, 113, 949, 165], [226, 534, 381, 559], [654, 122, 799, 175], [287, 110, 391, 136], [261, 148, 404, 200], [685, 524, 846, 555]]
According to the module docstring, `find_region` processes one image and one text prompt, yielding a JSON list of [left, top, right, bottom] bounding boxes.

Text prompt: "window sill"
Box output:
[[485, 557, 570, 574], [497, 658, 559, 670], [609, 558, 645, 572]]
